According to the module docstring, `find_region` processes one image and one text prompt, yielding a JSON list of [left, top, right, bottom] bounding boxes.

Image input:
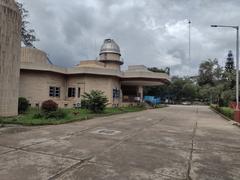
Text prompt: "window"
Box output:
[[55, 87, 60, 97], [68, 88, 76, 97], [49, 87, 60, 97], [113, 88, 121, 99], [78, 88, 81, 98]]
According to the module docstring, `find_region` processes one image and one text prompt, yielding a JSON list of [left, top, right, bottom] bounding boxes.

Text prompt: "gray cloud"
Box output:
[[17, 0, 240, 76]]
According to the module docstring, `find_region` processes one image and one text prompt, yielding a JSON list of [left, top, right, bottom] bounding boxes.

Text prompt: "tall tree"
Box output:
[[198, 59, 220, 86], [225, 50, 234, 73], [16, 2, 38, 47], [223, 50, 236, 88]]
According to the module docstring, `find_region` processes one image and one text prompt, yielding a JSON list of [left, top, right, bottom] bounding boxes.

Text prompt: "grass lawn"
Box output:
[[0, 106, 149, 126]]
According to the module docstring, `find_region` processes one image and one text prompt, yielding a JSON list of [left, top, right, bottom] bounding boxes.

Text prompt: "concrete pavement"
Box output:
[[0, 105, 239, 180]]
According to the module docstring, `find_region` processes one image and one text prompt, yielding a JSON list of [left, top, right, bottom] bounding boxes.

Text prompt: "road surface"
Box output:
[[0, 105, 239, 180]]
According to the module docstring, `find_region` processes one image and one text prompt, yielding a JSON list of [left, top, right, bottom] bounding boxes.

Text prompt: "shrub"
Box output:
[[219, 107, 234, 120], [81, 90, 108, 113], [33, 109, 66, 120], [44, 109, 66, 119], [33, 112, 44, 119], [211, 104, 234, 120], [41, 100, 58, 112], [18, 97, 29, 114]]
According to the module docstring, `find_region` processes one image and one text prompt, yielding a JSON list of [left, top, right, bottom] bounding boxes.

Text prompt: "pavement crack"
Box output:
[[186, 121, 198, 180], [18, 148, 84, 161], [47, 156, 93, 180], [0, 149, 16, 156]]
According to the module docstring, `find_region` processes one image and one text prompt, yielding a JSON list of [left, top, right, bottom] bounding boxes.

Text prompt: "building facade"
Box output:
[[0, 0, 21, 116], [20, 39, 170, 108]]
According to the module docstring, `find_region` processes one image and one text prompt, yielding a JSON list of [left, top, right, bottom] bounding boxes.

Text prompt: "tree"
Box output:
[[221, 89, 235, 106], [198, 59, 221, 86], [225, 50, 234, 73], [148, 67, 170, 75], [16, 2, 38, 47], [81, 90, 108, 113], [144, 76, 199, 103], [182, 83, 197, 101]]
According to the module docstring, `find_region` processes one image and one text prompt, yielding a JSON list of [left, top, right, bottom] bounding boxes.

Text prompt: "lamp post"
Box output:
[[211, 25, 239, 120], [189, 20, 191, 62]]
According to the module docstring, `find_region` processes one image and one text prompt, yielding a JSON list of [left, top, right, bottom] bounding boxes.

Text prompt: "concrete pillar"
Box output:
[[0, 0, 21, 117], [137, 86, 143, 102]]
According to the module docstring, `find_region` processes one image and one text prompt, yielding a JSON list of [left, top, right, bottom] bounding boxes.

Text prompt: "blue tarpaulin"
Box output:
[[144, 96, 161, 105]]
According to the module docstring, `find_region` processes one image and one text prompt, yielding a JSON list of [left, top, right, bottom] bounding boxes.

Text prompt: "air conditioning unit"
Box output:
[[74, 102, 81, 108]]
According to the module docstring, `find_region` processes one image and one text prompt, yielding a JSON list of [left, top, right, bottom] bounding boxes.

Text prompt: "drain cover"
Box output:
[[91, 129, 121, 136]]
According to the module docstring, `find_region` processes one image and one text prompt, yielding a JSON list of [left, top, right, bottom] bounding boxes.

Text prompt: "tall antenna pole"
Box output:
[[188, 20, 191, 62]]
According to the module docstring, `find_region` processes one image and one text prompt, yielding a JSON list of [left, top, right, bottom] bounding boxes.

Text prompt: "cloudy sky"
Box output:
[[17, 0, 240, 76]]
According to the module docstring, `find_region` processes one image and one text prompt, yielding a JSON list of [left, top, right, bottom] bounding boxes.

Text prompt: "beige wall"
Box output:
[[83, 75, 121, 106], [19, 70, 67, 107], [77, 60, 105, 68], [66, 75, 85, 106], [99, 52, 122, 71], [100, 53, 120, 61], [0, 0, 21, 117], [104, 62, 121, 71], [20, 71, 122, 108], [21, 48, 49, 65]]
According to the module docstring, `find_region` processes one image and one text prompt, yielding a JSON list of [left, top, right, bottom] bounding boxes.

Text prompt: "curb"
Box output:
[[210, 107, 240, 128]]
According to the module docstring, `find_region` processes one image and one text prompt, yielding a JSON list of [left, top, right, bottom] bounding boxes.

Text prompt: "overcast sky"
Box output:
[[17, 0, 240, 76]]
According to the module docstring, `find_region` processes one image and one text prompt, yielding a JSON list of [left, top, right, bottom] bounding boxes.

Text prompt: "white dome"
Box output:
[[100, 39, 121, 56]]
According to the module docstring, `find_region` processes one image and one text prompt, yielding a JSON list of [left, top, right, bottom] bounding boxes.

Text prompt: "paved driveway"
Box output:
[[0, 105, 240, 180]]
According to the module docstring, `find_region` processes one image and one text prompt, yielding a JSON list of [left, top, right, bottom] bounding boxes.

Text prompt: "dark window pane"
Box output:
[[49, 87, 54, 97], [78, 88, 81, 98], [68, 88, 71, 97], [49, 86, 60, 97], [55, 87, 60, 97], [73, 88, 76, 97], [68, 88, 76, 97]]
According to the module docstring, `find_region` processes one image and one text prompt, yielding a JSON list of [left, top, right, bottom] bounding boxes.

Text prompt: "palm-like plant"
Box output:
[[81, 90, 108, 113]]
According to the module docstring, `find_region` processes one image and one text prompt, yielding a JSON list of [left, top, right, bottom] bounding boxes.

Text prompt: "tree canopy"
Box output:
[[16, 2, 38, 47], [225, 50, 234, 73], [145, 50, 236, 106]]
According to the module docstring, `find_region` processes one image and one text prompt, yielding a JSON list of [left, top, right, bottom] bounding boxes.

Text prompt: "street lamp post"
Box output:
[[189, 20, 191, 62], [211, 25, 239, 121]]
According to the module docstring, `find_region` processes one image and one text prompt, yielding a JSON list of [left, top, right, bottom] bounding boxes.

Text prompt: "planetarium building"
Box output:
[[19, 39, 170, 108]]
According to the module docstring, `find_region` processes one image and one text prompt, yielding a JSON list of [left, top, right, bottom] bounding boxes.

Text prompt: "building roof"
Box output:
[[99, 39, 121, 56], [20, 47, 170, 85]]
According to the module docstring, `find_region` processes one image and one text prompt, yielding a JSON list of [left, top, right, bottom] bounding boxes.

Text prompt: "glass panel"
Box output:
[[55, 87, 60, 97], [78, 88, 81, 98], [49, 87, 54, 97], [68, 88, 75, 97]]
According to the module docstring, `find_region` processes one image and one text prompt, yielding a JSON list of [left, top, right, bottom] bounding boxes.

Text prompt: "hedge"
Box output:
[[210, 104, 234, 120]]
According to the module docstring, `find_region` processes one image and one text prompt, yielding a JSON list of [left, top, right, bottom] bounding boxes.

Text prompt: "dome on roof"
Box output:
[[0, 0, 18, 11], [99, 39, 121, 56]]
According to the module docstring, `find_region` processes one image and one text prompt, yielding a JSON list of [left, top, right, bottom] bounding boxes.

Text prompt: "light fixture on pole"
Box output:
[[211, 24, 239, 121]]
